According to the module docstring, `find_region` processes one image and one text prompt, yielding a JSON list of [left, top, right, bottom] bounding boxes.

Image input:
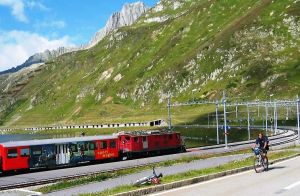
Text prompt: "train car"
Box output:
[[0, 130, 184, 172], [118, 130, 185, 158], [0, 135, 118, 172]]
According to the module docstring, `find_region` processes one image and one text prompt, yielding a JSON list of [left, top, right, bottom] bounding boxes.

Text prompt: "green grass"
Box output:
[[86, 149, 300, 196], [34, 148, 253, 194], [1, 0, 300, 127]]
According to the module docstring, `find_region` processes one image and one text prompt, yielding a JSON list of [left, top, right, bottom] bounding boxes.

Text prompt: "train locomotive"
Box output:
[[0, 130, 185, 172]]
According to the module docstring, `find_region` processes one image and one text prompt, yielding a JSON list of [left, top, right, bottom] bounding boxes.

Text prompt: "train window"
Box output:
[[125, 136, 130, 141], [169, 135, 173, 139], [95, 142, 99, 150], [89, 142, 95, 150], [78, 144, 86, 151], [32, 147, 42, 155], [7, 149, 17, 158], [134, 137, 138, 142], [110, 140, 116, 148], [70, 144, 78, 152], [100, 141, 107, 149], [20, 148, 29, 157], [142, 137, 147, 142], [84, 143, 89, 151]]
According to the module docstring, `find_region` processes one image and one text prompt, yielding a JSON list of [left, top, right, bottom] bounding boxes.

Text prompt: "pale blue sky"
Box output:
[[0, 0, 159, 71]]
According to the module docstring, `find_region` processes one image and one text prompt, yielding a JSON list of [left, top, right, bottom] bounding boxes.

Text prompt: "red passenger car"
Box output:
[[0, 135, 119, 172], [0, 145, 30, 171]]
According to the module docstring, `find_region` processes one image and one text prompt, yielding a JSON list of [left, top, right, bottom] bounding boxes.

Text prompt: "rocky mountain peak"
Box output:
[[86, 1, 148, 49], [0, 1, 148, 76]]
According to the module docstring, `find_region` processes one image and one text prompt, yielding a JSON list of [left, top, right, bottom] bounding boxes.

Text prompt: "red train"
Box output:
[[0, 130, 185, 172]]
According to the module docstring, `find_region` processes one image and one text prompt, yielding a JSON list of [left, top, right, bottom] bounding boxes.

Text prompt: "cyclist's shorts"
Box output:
[[261, 148, 267, 154]]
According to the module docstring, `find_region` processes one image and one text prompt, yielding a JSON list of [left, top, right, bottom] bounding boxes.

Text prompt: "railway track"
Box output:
[[0, 128, 297, 191]]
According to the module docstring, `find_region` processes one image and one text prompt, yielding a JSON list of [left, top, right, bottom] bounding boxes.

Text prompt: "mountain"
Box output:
[[0, 47, 74, 75], [0, 1, 148, 76], [87, 1, 148, 48], [0, 0, 300, 128]]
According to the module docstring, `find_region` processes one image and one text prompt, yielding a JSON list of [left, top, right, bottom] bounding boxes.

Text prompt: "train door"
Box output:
[[55, 144, 70, 165], [30, 145, 43, 168], [142, 136, 148, 149]]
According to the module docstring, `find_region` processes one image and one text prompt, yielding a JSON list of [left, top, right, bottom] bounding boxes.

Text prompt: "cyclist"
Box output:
[[253, 132, 269, 154]]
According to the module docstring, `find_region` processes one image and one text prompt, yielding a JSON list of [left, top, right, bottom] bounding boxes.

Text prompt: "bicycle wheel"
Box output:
[[254, 155, 264, 173], [263, 156, 269, 171]]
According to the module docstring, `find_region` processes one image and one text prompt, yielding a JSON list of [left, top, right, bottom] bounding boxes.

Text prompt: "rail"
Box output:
[[0, 128, 297, 191]]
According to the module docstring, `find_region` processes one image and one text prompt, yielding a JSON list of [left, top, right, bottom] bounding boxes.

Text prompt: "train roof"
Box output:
[[0, 135, 117, 148]]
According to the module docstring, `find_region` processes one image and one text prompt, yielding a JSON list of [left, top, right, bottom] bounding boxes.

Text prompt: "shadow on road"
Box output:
[[268, 166, 286, 171]]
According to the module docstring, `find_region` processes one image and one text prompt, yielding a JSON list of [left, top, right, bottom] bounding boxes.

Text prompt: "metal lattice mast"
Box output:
[[247, 103, 250, 140], [297, 95, 300, 144], [223, 92, 228, 148], [265, 103, 268, 135], [167, 92, 172, 130], [216, 101, 219, 144]]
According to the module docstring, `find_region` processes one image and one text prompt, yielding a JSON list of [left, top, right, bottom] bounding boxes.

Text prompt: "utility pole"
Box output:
[[265, 103, 268, 136], [208, 113, 210, 128], [247, 103, 250, 140], [223, 91, 228, 148], [216, 101, 219, 144], [297, 95, 300, 144], [274, 102, 277, 134], [192, 89, 197, 102], [235, 103, 238, 119], [262, 115, 265, 130], [167, 92, 172, 130]]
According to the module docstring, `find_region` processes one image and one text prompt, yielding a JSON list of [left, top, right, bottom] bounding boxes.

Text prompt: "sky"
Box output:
[[0, 0, 159, 72]]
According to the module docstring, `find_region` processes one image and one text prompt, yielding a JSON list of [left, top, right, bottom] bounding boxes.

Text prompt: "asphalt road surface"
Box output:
[[0, 130, 295, 189], [152, 155, 300, 196]]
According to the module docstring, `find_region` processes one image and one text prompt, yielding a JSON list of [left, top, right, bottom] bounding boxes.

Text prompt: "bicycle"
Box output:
[[134, 167, 163, 186], [252, 147, 269, 173]]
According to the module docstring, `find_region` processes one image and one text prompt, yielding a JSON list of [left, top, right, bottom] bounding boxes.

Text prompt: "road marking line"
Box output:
[[151, 155, 300, 196], [284, 181, 300, 190]]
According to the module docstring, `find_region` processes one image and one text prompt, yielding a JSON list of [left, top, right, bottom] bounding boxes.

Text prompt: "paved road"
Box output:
[[45, 154, 251, 196], [0, 130, 295, 189], [152, 156, 300, 196]]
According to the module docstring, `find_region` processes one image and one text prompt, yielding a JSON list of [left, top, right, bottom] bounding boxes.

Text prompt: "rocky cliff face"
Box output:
[[0, 1, 147, 75], [87, 1, 148, 49], [0, 46, 80, 76], [23, 47, 74, 65]]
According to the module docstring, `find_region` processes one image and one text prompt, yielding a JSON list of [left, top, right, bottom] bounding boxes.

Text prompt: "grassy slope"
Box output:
[[0, 0, 300, 127]]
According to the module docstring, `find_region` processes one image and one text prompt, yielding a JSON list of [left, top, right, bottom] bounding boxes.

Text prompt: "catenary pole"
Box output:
[[216, 101, 219, 144]]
